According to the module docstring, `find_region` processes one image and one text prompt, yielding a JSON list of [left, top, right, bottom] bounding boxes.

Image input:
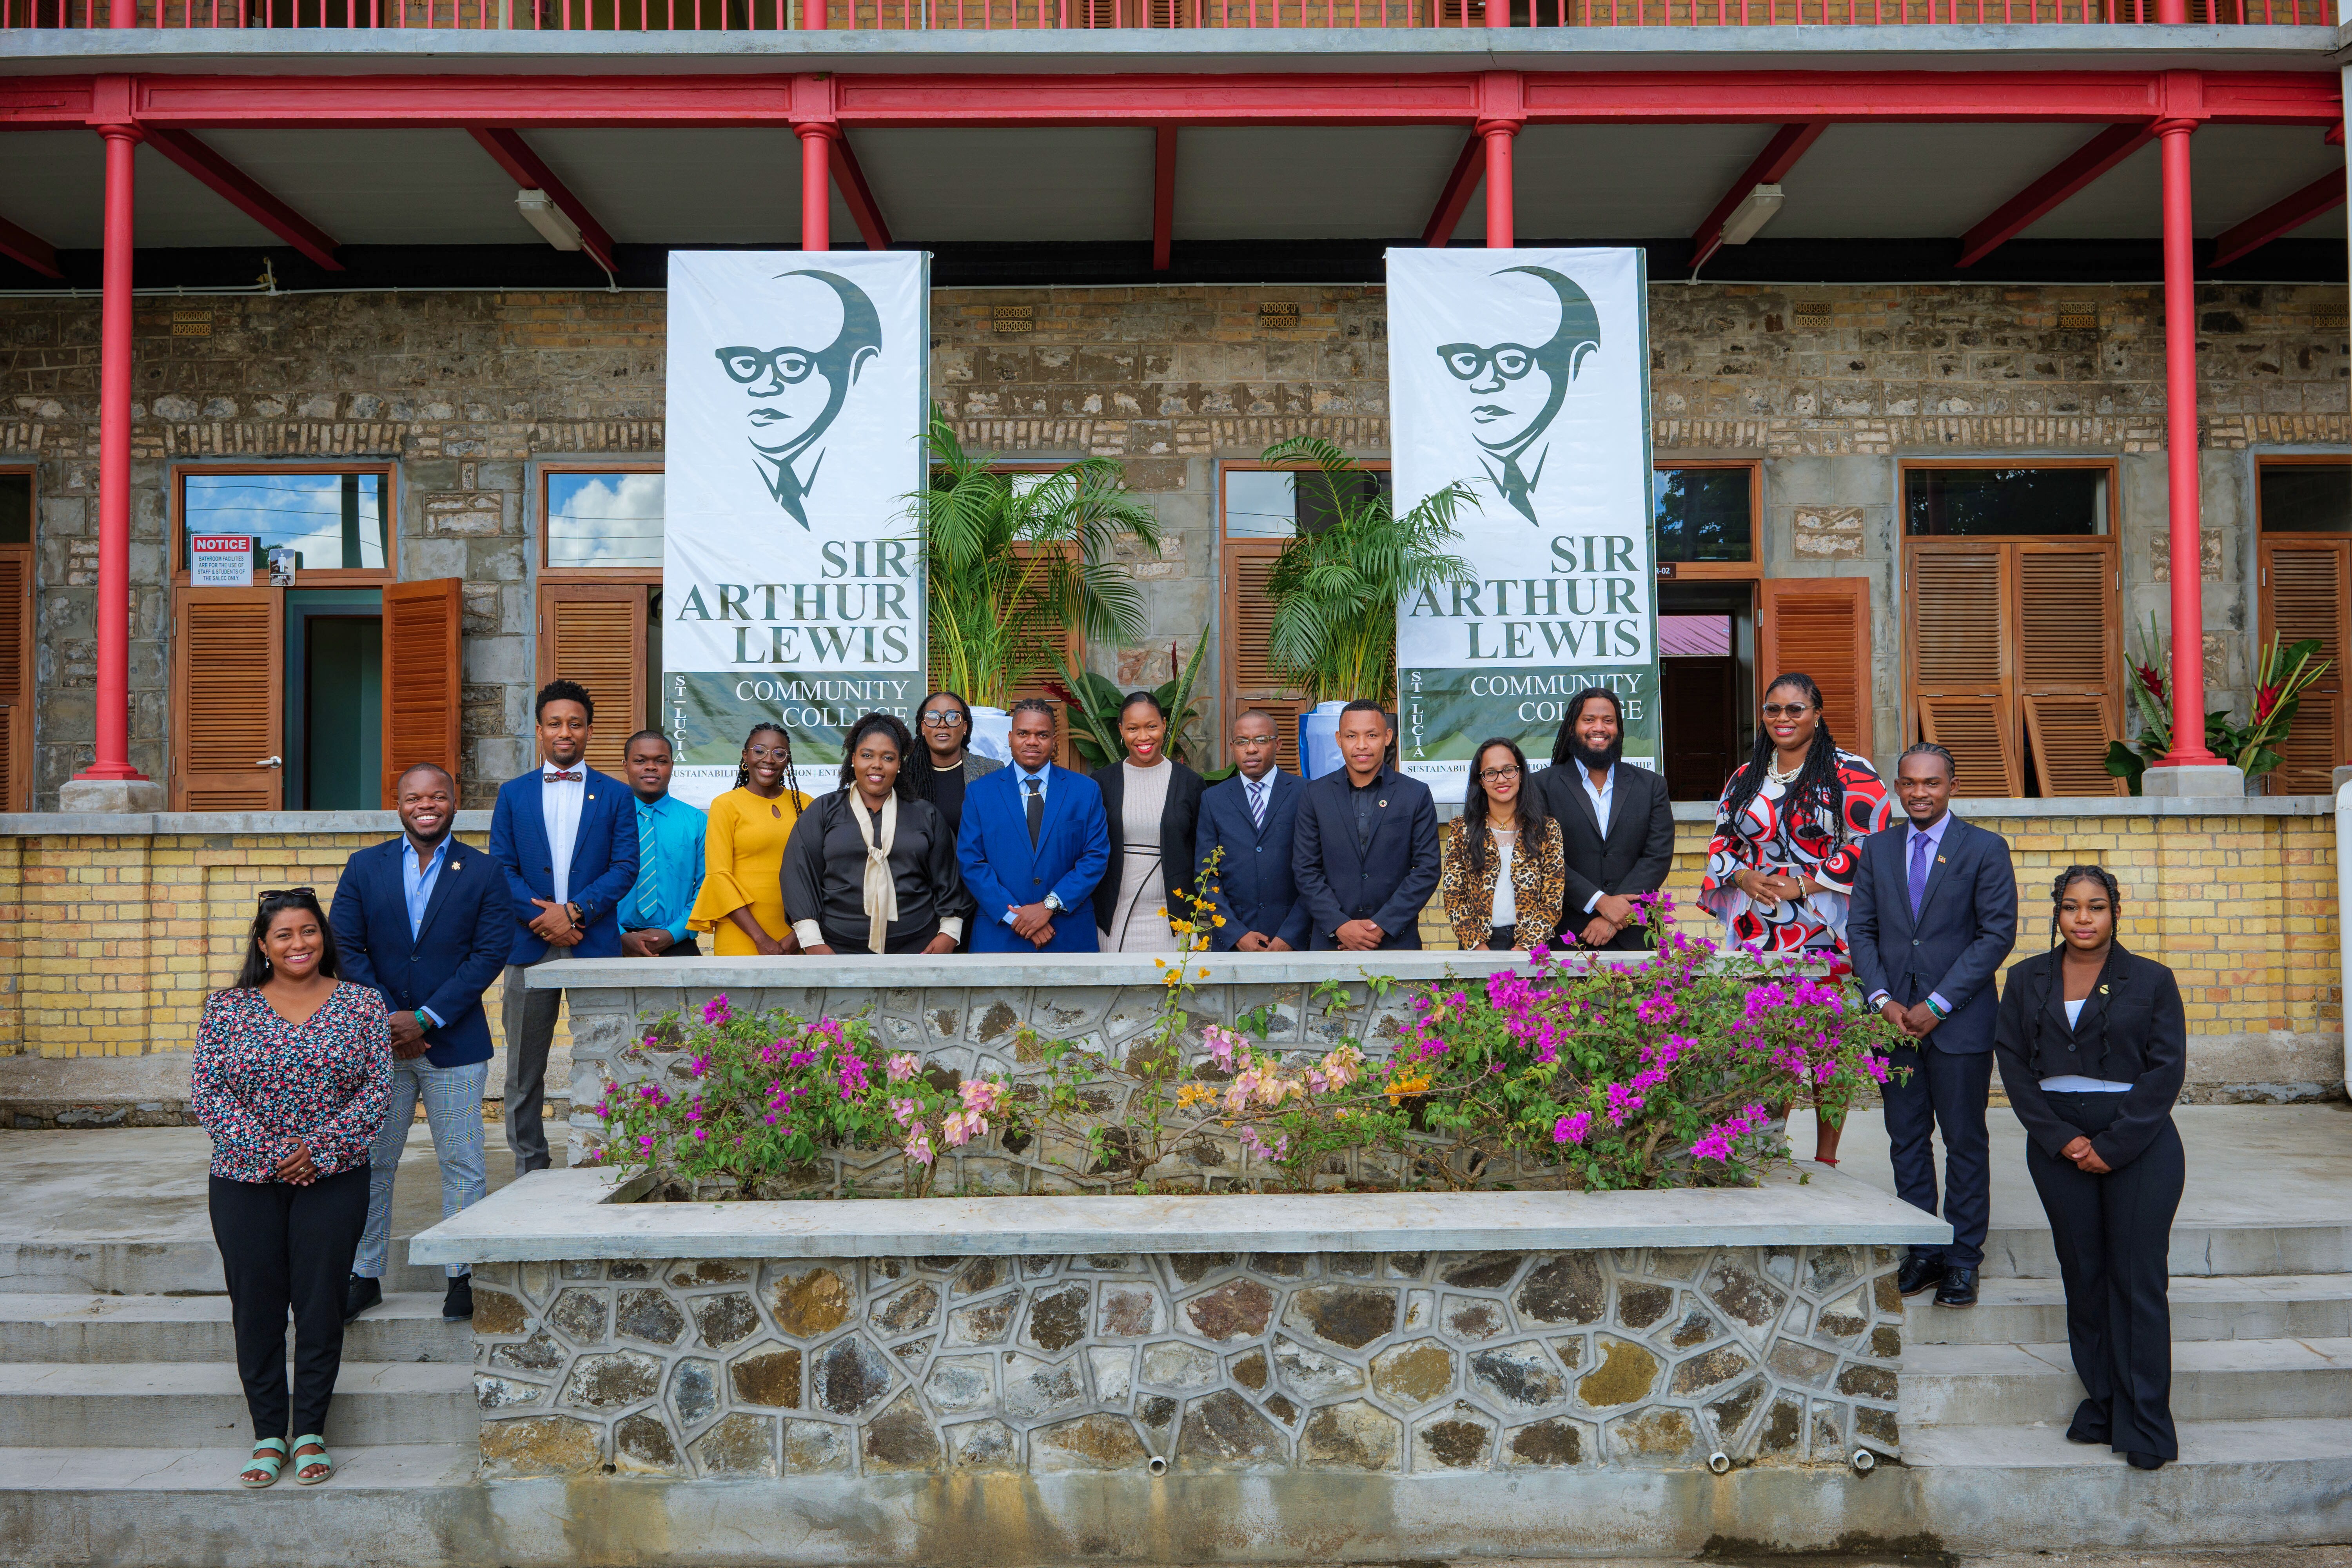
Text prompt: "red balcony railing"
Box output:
[[4, 0, 2326, 30]]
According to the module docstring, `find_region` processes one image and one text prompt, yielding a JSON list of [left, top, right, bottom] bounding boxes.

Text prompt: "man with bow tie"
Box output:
[[487, 679, 639, 1177], [330, 761, 512, 1325]]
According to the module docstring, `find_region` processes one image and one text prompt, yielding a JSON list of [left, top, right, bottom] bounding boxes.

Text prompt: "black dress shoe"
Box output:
[[442, 1273, 474, 1323], [2127, 1451, 2168, 1471], [2064, 1399, 2110, 1445], [1896, 1254, 1946, 1296], [343, 1273, 383, 1323], [1933, 1265, 1979, 1307]]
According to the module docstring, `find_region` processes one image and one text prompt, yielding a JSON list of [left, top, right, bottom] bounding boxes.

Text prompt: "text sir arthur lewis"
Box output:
[[1408, 534, 1644, 662], [674, 541, 916, 667]]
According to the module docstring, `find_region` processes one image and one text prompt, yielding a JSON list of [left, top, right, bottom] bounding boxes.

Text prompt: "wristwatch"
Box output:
[[1043, 892, 1066, 913]]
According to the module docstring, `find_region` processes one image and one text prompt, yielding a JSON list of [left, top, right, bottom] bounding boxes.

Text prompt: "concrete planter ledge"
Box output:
[[408, 1163, 1949, 1265], [525, 947, 1612, 992]]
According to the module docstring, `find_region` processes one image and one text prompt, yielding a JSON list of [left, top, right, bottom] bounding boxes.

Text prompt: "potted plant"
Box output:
[[1047, 633, 1212, 771], [904, 413, 1161, 755], [2105, 613, 2331, 792]]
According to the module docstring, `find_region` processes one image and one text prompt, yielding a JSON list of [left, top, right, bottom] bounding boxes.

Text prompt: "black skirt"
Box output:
[[816, 920, 944, 955]]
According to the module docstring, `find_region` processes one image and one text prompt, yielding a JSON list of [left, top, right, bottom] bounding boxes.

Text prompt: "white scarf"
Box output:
[[849, 793, 899, 956]]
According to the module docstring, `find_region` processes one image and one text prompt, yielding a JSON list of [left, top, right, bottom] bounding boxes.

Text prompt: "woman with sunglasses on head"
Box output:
[[1993, 866, 2185, 1474], [1700, 671, 1891, 957], [903, 690, 1003, 842], [192, 888, 390, 1491], [687, 722, 814, 956], [1440, 737, 1565, 950], [782, 712, 971, 956]]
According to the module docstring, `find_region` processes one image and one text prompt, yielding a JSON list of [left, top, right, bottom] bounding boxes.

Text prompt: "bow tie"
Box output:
[[546, 770, 582, 782]]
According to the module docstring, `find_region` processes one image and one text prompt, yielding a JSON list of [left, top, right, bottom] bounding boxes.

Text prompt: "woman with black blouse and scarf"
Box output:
[[1992, 864, 2185, 1473], [782, 712, 971, 956]]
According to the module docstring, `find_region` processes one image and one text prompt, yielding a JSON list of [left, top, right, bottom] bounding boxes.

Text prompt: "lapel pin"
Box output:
[[2099, 984, 2109, 995], [1378, 799, 1387, 808]]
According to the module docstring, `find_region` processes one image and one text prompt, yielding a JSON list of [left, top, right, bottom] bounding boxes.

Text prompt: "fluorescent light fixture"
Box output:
[[515, 189, 583, 252], [1719, 182, 1785, 247]]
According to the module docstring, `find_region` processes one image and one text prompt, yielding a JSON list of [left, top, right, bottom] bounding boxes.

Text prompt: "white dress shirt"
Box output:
[[541, 759, 586, 906], [1578, 764, 1615, 915]]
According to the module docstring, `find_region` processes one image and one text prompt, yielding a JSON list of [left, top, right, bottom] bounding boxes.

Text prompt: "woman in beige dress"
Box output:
[[1091, 692, 1205, 953]]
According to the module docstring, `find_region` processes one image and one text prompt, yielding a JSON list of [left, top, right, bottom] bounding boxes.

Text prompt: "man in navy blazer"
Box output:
[[958, 699, 1110, 954], [487, 679, 639, 1174], [1195, 708, 1310, 952], [332, 762, 510, 1324], [1848, 741, 2018, 1310], [1292, 700, 1441, 952]]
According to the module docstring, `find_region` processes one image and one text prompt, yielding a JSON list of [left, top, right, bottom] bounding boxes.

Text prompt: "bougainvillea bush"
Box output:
[[591, 895, 1905, 1200]]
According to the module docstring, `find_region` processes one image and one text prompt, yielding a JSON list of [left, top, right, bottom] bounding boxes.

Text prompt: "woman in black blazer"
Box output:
[[1991, 863, 2185, 1472], [1091, 692, 1205, 951]]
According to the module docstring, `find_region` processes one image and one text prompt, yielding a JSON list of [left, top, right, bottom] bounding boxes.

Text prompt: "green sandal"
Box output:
[[290, 1435, 334, 1486], [238, 1438, 288, 1488]]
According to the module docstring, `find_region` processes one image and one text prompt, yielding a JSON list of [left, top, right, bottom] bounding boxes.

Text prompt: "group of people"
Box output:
[[184, 668, 2185, 1489]]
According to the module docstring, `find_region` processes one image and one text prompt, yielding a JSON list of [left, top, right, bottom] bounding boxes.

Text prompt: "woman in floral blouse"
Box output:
[[192, 887, 390, 1490]]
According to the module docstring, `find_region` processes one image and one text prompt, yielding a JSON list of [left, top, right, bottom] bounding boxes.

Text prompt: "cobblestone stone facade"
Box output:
[[467, 1244, 1904, 1479]]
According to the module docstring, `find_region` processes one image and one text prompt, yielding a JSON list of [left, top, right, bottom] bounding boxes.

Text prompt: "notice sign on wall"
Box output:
[[661, 252, 931, 808], [189, 534, 253, 587], [1387, 247, 1661, 806]]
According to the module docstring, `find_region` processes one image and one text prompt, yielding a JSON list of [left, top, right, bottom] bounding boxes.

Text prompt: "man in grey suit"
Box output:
[[1847, 742, 2019, 1309], [1534, 687, 1676, 950]]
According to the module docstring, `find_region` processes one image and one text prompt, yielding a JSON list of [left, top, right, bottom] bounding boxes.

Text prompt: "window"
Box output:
[[1651, 461, 1762, 799], [2257, 457, 2352, 792], [1653, 465, 1755, 564], [537, 466, 664, 773], [544, 467, 664, 574], [1905, 466, 2107, 538], [2258, 458, 2352, 534], [177, 467, 393, 581], [0, 470, 31, 811]]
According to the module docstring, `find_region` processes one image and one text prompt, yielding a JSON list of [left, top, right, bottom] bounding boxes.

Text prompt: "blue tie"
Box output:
[[1908, 831, 1931, 920], [630, 805, 661, 928], [1249, 778, 1267, 831]]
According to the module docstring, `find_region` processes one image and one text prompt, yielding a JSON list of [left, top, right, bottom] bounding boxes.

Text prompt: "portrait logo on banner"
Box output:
[[1387, 247, 1660, 806], [662, 252, 931, 808]]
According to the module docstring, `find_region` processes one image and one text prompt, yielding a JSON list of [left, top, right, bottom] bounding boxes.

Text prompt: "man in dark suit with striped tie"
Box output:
[[1194, 708, 1311, 951]]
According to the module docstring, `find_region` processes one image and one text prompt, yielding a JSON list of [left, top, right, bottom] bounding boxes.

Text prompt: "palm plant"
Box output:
[[1048, 632, 1212, 770], [1259, 436, 1476, 706], [906, 413, 1161, 710]]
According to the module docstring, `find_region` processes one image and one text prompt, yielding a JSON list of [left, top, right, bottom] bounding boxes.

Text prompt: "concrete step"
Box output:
[[1902, 1336, 2352, 1426], [0, 1241, 451, 1298], [0, 1294, 471, 1365], [0, 1362, 479, 1448], [1982, 1221, 2350, 1279], [1905, 1273, 2352, 1346]]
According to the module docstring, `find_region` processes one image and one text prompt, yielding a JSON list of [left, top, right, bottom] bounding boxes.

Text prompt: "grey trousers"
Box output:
[[500, 964, 562, 1176]]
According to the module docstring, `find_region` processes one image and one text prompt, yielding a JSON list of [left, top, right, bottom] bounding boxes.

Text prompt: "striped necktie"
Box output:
[[629, 805, 661, 927], [1248, 777, 1268, 831]]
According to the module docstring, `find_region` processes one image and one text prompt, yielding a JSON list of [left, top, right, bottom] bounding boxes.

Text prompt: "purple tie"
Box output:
[[1908, 832, 1931, 920]]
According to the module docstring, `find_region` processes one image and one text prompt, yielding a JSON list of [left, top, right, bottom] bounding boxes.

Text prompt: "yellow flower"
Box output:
[[1198, 967, 1211, 978], [1176, 1083, 1214, 1109], [1211, 915, 1227, 927], [1384, 1073, 1432, 1105]]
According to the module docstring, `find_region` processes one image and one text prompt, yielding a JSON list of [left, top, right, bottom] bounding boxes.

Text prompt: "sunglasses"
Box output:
[[258, 887, 316, 901], [919, 712, 966, 729], [1761, 702, 1812, 719], [713, 346, 820, 386]]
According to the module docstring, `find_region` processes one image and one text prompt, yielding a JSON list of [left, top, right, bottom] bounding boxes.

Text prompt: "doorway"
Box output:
[[285, 590, 383, 810], [1658, 580, 1756, 803]]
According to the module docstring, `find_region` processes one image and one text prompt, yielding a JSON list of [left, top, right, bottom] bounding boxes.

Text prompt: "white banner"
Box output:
[[661, 252, 930, 808], [1387, 247, 1659, 805]]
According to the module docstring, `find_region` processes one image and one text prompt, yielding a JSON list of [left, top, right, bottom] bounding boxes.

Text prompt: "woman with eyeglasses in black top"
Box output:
[[904, 690, 1004, 842]]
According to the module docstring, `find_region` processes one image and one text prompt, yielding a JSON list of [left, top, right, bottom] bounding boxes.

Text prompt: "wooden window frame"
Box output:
[[2254, 452, 2352, 535], [171, 462, 398, 588], [1897, 456, 2118, 542], [0, 465, 35, 812], [539, 461, 665, 583], [2254, 455, 2352, 794], [1651, 459, 1762, 582]]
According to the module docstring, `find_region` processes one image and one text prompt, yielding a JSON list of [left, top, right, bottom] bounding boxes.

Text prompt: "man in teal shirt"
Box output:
[[620, 730, 708, 957]]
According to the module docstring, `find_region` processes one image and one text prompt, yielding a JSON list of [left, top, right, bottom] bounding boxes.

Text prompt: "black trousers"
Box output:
[[1884, 1041, 1994, 1268], [817, 920, 942, 955], [2026, 1091, 2183, 1461], [209, 1165, 371, 1443], [1485, 924, 1516, 951]]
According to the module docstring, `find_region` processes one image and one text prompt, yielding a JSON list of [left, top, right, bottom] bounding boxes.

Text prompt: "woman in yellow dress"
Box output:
[[688, 722, 814, 956]]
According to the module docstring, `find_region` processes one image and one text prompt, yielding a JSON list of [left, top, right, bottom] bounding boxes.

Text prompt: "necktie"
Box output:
[[1025, 777, 1044, 847], [629, 806, 661, 927], [1908, 831, 1931, 919], [548, 769, 582, 782], [1495, 453, 1539, 524], [1249, 779, 1267, 831]]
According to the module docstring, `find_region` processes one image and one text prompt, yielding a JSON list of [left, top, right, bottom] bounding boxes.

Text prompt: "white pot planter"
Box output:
[[967, 704, 1013, 763], [1298, 699, 1349, 780]]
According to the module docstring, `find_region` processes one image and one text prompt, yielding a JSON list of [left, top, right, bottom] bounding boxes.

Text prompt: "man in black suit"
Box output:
[[1848, 741, 2019, 1309], [1195, 708, 1310, 951], [1534, 687, 1676, 950], [1292, 700, 1440, 951]]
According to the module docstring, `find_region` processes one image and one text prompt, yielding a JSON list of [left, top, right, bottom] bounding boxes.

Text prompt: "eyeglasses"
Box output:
[[919, 712, 966, 729], [1435, 342, 1538, 383], [1761, 702, 1812, 719], [1477, 766, 1522, 783], [713, 346, 819, 386]]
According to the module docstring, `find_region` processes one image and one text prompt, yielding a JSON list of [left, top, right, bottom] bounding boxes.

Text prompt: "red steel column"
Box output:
[[1480, 119, 1516, 249], [2154, 114, 2220, 770], [798, 123, 835, 252], [81, 123, 144, 785]]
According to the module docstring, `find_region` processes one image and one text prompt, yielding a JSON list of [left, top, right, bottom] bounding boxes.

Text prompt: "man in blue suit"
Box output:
[[1848, 741, 2018, 1310], [487, 679, 638, 1174], [332, 762, 511, 1325], [1292, 700, 1441, 951], [1195, 708, 1309, 952], [958, 698, 1109, 953]]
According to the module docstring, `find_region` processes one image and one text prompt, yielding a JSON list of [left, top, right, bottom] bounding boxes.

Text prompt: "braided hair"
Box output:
[[1719, 672, 1844, 838], [733, 720, 802, 801], [1463, 737, 1549, 881], [2048, 863, 2123, 949], [837, 711, 919, 803], [903, 690, 972, 802]]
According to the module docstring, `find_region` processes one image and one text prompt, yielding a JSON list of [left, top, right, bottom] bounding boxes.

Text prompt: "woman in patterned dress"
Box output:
[[192, 888, 391, 1490]]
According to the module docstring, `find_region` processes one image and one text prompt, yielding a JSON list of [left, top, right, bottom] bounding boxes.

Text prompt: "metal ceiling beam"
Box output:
[[1151, 123, 1176, 271], [1420, 132, 1484, 249], [827, 132, 891, 252], [0, 211, 61, 278], [1956, 121, 2154, 267], [2211, 169, 2346, 266], [1688, 119, 1826, 273], [466, 125, 617, 274], [144, 127, 342, 271]]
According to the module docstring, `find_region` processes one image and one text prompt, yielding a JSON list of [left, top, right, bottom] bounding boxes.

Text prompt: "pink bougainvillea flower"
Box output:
[[887, 1053, 920, 1082], [700, 994, 733, 1027], [1553, 1111, 1592, 1146]]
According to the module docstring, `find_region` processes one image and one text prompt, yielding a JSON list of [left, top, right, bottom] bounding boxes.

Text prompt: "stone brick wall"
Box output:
[[468, 1244, 1904, 1479]]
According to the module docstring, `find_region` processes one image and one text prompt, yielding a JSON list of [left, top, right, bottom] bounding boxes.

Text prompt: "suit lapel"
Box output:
[[1039, 766, 1076, 859], [407, 838, 467, 945], [568, 769, 607, 883], [1912, 817, 1963, 925], [1558, 764, 1602, 840]]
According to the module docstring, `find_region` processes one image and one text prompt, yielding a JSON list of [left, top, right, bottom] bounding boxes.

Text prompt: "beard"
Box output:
[[1571, 733, 1624, 771]]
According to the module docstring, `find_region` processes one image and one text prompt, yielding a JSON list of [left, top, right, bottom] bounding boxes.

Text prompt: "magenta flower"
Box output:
[[1553, 1111, 1592, 1146], [700, 994, 733, 1027]]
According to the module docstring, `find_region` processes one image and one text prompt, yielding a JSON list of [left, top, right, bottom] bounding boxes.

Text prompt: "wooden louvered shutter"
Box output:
[[2016, 542, 2123, 797], [1908, 543, 2019, 797], [2261, 538, 2350, 795], [381, 579, 463, 807], [1223, 541, 1303, 773], [537, 582, 648, 779], [0, 549, 31, 811], [172, 586, 283, 811], [1757, 577, 1872, 759]]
